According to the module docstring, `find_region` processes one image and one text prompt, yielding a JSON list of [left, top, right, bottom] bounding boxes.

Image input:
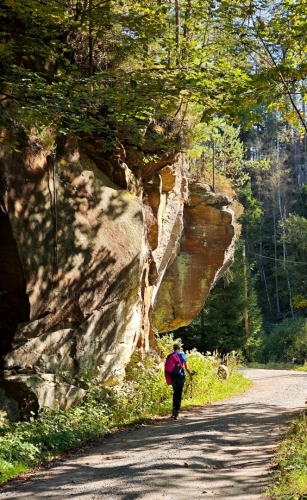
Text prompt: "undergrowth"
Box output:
[[0, 334, 252, 485], [265, 410, 307, 500]]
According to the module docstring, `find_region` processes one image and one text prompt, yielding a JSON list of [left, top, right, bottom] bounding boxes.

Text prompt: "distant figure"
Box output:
[[164, 342, 192, 419]]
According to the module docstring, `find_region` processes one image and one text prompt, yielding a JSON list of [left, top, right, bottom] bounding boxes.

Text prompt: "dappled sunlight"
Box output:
[[0, 397, 302, 500], [0, 154, 145, 385]]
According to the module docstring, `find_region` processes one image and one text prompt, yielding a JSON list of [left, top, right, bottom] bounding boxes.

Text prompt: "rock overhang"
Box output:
[[0, 140, 235, 421]]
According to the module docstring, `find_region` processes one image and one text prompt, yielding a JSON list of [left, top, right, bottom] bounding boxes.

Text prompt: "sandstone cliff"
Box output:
[[0, 138, 235, 421]]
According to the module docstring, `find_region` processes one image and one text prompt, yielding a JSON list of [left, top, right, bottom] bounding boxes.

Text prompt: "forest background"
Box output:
[[2, 0, 307, 364]]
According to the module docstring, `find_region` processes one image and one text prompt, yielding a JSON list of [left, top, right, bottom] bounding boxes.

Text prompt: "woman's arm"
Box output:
[[183, 361, 192, 376]]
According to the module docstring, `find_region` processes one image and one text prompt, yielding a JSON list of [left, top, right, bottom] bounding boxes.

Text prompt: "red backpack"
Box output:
[[164, 352, 183, 385]]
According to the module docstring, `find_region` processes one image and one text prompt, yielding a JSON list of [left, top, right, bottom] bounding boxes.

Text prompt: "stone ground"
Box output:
[[1, 368, 307, 500]]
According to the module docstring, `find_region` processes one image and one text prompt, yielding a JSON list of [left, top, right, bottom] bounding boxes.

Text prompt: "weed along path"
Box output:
[[1, 368, 307, 500]]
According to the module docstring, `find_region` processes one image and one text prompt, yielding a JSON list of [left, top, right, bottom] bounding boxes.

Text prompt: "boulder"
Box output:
[[0, 375, 85, 419]]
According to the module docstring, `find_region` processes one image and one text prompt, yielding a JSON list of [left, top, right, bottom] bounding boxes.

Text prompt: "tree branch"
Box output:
[[253, 16, 307, 133]]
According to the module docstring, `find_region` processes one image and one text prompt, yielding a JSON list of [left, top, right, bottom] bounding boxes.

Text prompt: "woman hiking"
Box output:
[[164, 342, 192, 419]]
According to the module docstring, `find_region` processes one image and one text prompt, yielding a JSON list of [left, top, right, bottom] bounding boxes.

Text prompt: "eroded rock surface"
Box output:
[[153, 183, 234, 332], [0, 139, 235, 420]]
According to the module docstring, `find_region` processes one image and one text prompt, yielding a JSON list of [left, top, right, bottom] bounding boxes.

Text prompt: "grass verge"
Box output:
[[265, 410, 307, 500], [244, 362, 306, 371], [0, 337, 252, 486]]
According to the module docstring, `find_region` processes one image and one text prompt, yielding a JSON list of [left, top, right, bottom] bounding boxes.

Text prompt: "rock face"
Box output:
[[0, 138, 235, 421], [153, 183, 235, 332]]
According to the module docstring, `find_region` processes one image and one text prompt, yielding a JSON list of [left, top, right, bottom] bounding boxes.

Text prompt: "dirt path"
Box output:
[[1, 368, 307, 500]]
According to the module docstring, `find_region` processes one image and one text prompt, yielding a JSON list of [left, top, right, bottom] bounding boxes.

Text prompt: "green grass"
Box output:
[[181, 369, 252, 411], [294, 365, 307, 373], [265, 410, 307, 500], [0, 459, 27, 485], [0, 340, 252, 486], [244, 362, 302, 370]]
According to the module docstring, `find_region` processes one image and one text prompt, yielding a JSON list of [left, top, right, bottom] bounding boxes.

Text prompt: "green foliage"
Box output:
[[277, 213, 307, 308], [188, 117, 250, 188], [178, 241, 263, 360], [238, 183, 264, 229], [238, 107, 307, 324], [265, 411, 307, 500], [296, 184, 307, 218], [281, 214, 307, 263], [258, 317, 307, 365], [0, 334, 251, 485], [232, 0, 307, 133], [1, 0, 307, 147], [0, 392, 110, 482], [117, 334, 245, 419], [0, 0, 282, 149], [112, 346, 171, 421]]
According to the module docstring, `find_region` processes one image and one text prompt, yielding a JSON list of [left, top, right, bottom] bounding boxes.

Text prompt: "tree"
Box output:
[[188, 118, 251, 189], [178, 241, 263, 359], [280, 213, 307, 309], [239, 109, 302, 323], [0, 0, 263, 147], [3, 0, 307, 146], [235, 0, 307, 133]]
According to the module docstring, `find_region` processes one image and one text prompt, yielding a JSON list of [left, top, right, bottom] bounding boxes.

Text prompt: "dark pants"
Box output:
[[172, 376, 185, 413]]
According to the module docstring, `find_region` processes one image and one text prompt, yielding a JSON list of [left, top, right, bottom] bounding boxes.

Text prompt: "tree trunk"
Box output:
[[88, 0, 93, 77], [242, 245, 249, 338], [175, 0, 180, 66], [273, 209, 281, 317], [259, 227, 272, 313], [276, 135, 294, 317]]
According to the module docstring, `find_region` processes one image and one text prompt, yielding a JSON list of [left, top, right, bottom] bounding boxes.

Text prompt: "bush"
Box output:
[[259, 317, 307, 364]]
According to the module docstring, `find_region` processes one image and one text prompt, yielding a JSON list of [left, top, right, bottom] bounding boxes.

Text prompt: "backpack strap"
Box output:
[[175, 353, 183, 368], [170, 352, 183, 369]]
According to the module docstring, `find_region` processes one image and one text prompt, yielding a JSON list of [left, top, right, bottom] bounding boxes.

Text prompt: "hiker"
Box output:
[[165, 342, 192, 420]]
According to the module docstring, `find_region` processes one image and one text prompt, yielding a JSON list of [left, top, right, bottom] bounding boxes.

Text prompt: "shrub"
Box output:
[[259, 317, 307, 364]]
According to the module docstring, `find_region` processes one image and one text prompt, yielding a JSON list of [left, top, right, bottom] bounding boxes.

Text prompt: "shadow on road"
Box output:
[[0, 401, 300, 500]]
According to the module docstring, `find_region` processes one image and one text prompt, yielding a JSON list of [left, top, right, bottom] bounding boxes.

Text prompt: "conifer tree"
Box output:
[[178, 241, 263, 358]]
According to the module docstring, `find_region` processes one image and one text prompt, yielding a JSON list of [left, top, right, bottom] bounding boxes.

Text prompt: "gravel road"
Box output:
[[1, 368, 307, 500]]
